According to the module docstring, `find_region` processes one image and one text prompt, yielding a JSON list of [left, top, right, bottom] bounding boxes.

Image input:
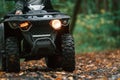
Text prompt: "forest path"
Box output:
[[0, 50, 120, 80]]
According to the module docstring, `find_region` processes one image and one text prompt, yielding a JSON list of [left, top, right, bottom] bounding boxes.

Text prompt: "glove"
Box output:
[[15, 10, 23, 15]]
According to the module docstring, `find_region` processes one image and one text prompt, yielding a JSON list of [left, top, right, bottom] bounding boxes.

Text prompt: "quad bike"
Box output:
[[0, 6, 75, 73]]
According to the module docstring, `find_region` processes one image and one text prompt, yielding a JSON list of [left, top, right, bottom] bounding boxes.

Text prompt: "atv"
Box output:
[[0, 2, 75, 73]]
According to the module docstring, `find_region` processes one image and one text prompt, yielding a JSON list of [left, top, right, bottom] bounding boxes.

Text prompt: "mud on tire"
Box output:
[[61, 34, 75, 72], [5, 37, 20, 72]]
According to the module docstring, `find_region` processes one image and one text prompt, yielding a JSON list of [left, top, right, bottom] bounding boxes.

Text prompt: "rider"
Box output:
[[15, 0, 53, 14]]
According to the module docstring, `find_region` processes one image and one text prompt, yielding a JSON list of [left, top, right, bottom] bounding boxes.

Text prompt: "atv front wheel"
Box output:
[[5, 37, 20, 72], [61, 34, 75, 72], [1, 53, 6, 71], [45, 55, 62, 69]]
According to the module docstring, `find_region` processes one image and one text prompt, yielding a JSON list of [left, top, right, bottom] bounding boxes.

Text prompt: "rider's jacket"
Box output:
[[15, 0, 53, 11]]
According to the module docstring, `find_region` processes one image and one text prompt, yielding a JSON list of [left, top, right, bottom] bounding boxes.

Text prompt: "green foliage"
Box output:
[[74, 13, 120, 53], [0, 0, 15, 18], [52, 0, 74, 16]]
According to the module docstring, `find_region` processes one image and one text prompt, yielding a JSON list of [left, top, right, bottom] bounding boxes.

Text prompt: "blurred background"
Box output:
[[0, 0, 120, 53]]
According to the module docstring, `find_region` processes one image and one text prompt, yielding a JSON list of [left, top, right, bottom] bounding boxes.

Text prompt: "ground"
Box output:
[[0, 49, 120, 80]]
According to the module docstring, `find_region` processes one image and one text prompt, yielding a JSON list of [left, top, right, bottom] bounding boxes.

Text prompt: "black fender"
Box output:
[[0, 23, 4, 50]]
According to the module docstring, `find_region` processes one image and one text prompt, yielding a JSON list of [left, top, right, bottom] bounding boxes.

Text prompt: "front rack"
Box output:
[[4, 12, 70, 22], [7, 12, 63, 17]]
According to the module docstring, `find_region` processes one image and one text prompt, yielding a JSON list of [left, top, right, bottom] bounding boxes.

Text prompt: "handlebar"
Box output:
[[7, 12, 63, 17]]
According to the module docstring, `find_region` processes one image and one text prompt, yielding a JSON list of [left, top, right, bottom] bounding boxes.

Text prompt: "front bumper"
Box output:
[[22, 32, 56, 56], [31, 36, 56, 56]]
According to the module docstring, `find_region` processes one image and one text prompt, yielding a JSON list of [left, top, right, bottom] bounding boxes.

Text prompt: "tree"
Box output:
[[70, 0, 81, 34]]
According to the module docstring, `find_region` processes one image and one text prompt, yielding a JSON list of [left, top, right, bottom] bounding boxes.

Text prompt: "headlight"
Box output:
[[19, 21, 31, 31], [50, 20, 62, 30]]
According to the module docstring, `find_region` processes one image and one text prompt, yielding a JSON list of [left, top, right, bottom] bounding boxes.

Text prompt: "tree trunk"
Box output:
[[104, 0, 108, 11], [70, 0, 81, 34], [112, 0, 120, 26]]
